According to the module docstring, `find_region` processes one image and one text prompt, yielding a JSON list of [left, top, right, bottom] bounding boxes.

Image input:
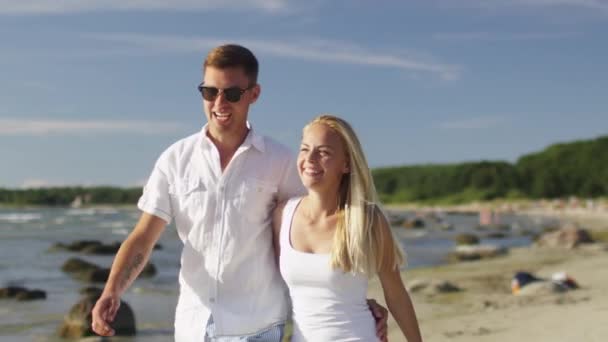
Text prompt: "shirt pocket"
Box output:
[[236, 179, 278, 223], [171, 178, 207, 211]]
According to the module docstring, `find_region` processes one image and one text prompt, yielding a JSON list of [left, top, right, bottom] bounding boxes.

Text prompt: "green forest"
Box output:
[[374, 135, 608, 203], [2, 135, 607, 206]]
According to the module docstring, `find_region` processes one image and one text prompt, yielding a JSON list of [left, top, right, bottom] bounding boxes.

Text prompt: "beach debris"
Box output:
[[511, 271, 543, 294], [0, 286, 47, 301], [407, 279, 461, 294], [551, 272, 579, 290], [511, 271, 579, 295], [448, 244, 507, 262], [454, 233, 480, 246], [535, 222, 594, 249], [57, 293, 136, 338]]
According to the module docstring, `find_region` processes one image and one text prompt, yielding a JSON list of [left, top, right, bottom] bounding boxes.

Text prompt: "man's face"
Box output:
[[202, 66, 260, 138]]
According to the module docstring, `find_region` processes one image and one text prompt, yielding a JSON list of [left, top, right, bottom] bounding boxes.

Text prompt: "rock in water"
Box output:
[[57, 294, 136, 338]]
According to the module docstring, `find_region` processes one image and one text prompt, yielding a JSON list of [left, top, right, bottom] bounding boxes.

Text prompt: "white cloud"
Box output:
[[432, 31, 579, 41], [0, 118, 187, 136], [19, 178, 64, 188], [87, 33, 461, 80], [0, 0, 291, 14], [439, 116, 506, 130], [447, 0, 608, 11]]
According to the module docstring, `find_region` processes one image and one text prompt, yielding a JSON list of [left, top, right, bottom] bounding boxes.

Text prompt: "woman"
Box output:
[[272, 115, 422, 341]]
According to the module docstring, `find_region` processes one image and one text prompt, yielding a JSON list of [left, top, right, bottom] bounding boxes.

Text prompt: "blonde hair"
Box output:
[[304, 115, 405, 276]]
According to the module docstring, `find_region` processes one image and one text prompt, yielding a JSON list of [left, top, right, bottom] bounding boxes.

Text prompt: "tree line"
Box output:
[[1, 135, 606, 205], [374, 135, 608, 203]]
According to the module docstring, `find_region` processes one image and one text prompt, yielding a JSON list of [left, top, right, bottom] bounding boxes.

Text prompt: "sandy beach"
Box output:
[[372, 206, 608, 342]]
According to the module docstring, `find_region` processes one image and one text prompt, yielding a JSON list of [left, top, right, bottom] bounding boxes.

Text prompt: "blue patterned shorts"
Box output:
[[204, 316, 285, 342]]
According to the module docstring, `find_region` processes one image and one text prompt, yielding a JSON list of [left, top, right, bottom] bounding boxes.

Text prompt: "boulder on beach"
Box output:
[[61, 257, 110, 283], [402, 218, 425, 229], [57, 293, 136, 339], [79, 287, 103, 297], [454, 233, 480, 246], [0, 286, 46, 301], [51, 240, 162, 255], [485, 232, 508, 239], [61, 258, 100, 274], [62, 257, 156, 283], [16, 289, 47, 301], [50, 240, 103, 253], [408, 279, 462, 295], [535, 222, 594, 249], [81, 242, 121, 255], [140, 263, 157, 278], [0, 286, 27, 298], [77, 268, 111, 283], [448, 244, 507, 262]]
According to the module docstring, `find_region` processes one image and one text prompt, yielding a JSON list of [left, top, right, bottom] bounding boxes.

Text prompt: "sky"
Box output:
[[1, 0, 607, 188]]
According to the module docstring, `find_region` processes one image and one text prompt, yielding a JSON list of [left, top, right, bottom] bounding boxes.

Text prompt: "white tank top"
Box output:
[[279, 197, 378, 342]]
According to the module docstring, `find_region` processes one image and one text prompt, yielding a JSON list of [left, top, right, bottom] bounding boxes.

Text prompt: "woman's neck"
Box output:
[[305, 188, 340, 219]]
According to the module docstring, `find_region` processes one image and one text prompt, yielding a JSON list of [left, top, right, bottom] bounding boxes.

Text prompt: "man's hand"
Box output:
[[91, 294, 121, 336], [368, 298, 389, 342]]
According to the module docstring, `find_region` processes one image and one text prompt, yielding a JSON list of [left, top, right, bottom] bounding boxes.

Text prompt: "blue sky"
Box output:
[[1, 0, 607, 188]]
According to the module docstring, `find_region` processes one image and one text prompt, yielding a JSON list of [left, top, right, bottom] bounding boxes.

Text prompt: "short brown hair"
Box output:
[[204, 44, 259, 85]]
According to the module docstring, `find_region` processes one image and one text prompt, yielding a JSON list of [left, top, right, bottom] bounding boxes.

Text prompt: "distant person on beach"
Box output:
[[90, 44, 388, 341], [273, 115, 423, 341]]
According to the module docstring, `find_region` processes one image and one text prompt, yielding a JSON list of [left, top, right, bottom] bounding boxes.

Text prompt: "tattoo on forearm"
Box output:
[[120, 253, 144, 289]]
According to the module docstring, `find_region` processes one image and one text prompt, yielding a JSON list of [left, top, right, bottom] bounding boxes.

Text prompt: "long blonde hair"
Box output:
[[304, 115, 404, 276]]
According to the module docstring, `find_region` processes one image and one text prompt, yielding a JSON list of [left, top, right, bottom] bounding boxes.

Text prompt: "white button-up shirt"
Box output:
[[137, 123, 304, 340]]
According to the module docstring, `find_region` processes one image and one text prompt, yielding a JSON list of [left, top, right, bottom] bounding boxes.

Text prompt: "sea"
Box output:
[[0, 206, 551, 341]]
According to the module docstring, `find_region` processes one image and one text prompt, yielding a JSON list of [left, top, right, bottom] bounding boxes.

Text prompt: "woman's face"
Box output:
[[297, 123, 349, 191]]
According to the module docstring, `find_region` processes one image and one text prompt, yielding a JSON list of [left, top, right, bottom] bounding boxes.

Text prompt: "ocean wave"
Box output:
[[66, 208, 97, 216], [98, 221, 129, 229], [66, 208, 120, 216], [112, 228, 130, 235], [0, 213, 42, 223]]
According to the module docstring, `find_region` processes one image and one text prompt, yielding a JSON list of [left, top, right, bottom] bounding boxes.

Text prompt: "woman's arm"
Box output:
[[377, 214, 423, 342]]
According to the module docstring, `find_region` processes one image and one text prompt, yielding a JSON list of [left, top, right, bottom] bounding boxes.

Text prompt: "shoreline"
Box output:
[[373, 206, 608, 341], [372, 246, 608, 341]]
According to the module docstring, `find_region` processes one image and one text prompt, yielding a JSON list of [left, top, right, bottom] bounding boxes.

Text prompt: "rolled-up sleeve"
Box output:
[[138, 156, 173, 224]]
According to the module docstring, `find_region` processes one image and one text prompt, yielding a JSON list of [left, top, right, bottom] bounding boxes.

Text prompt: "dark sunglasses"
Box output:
[[197, 83, 255, 103]]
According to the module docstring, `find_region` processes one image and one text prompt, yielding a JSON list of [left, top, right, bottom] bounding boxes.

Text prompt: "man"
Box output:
[[91, 44, 387, 341]]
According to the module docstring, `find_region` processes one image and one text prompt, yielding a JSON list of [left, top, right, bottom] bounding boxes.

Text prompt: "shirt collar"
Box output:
[[199, 121, 265, 153]]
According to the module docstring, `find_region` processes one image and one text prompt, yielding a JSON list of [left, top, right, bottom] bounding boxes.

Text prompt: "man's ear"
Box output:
[[249, 84, 261, 104]]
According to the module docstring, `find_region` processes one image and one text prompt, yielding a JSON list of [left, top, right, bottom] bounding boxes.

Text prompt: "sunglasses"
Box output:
[[197, 83, 255, 103]]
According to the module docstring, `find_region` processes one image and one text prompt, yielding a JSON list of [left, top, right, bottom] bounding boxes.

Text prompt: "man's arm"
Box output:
[[91, 212, 167, 336]]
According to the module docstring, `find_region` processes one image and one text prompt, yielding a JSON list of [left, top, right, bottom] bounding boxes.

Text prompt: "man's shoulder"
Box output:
[[259, 135, 293, 160], [155, 131, 201, 166], [163, 131, 201, 154]]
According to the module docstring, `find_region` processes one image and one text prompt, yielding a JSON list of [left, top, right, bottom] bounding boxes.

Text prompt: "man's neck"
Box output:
[[206, 126, 250, 171]]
